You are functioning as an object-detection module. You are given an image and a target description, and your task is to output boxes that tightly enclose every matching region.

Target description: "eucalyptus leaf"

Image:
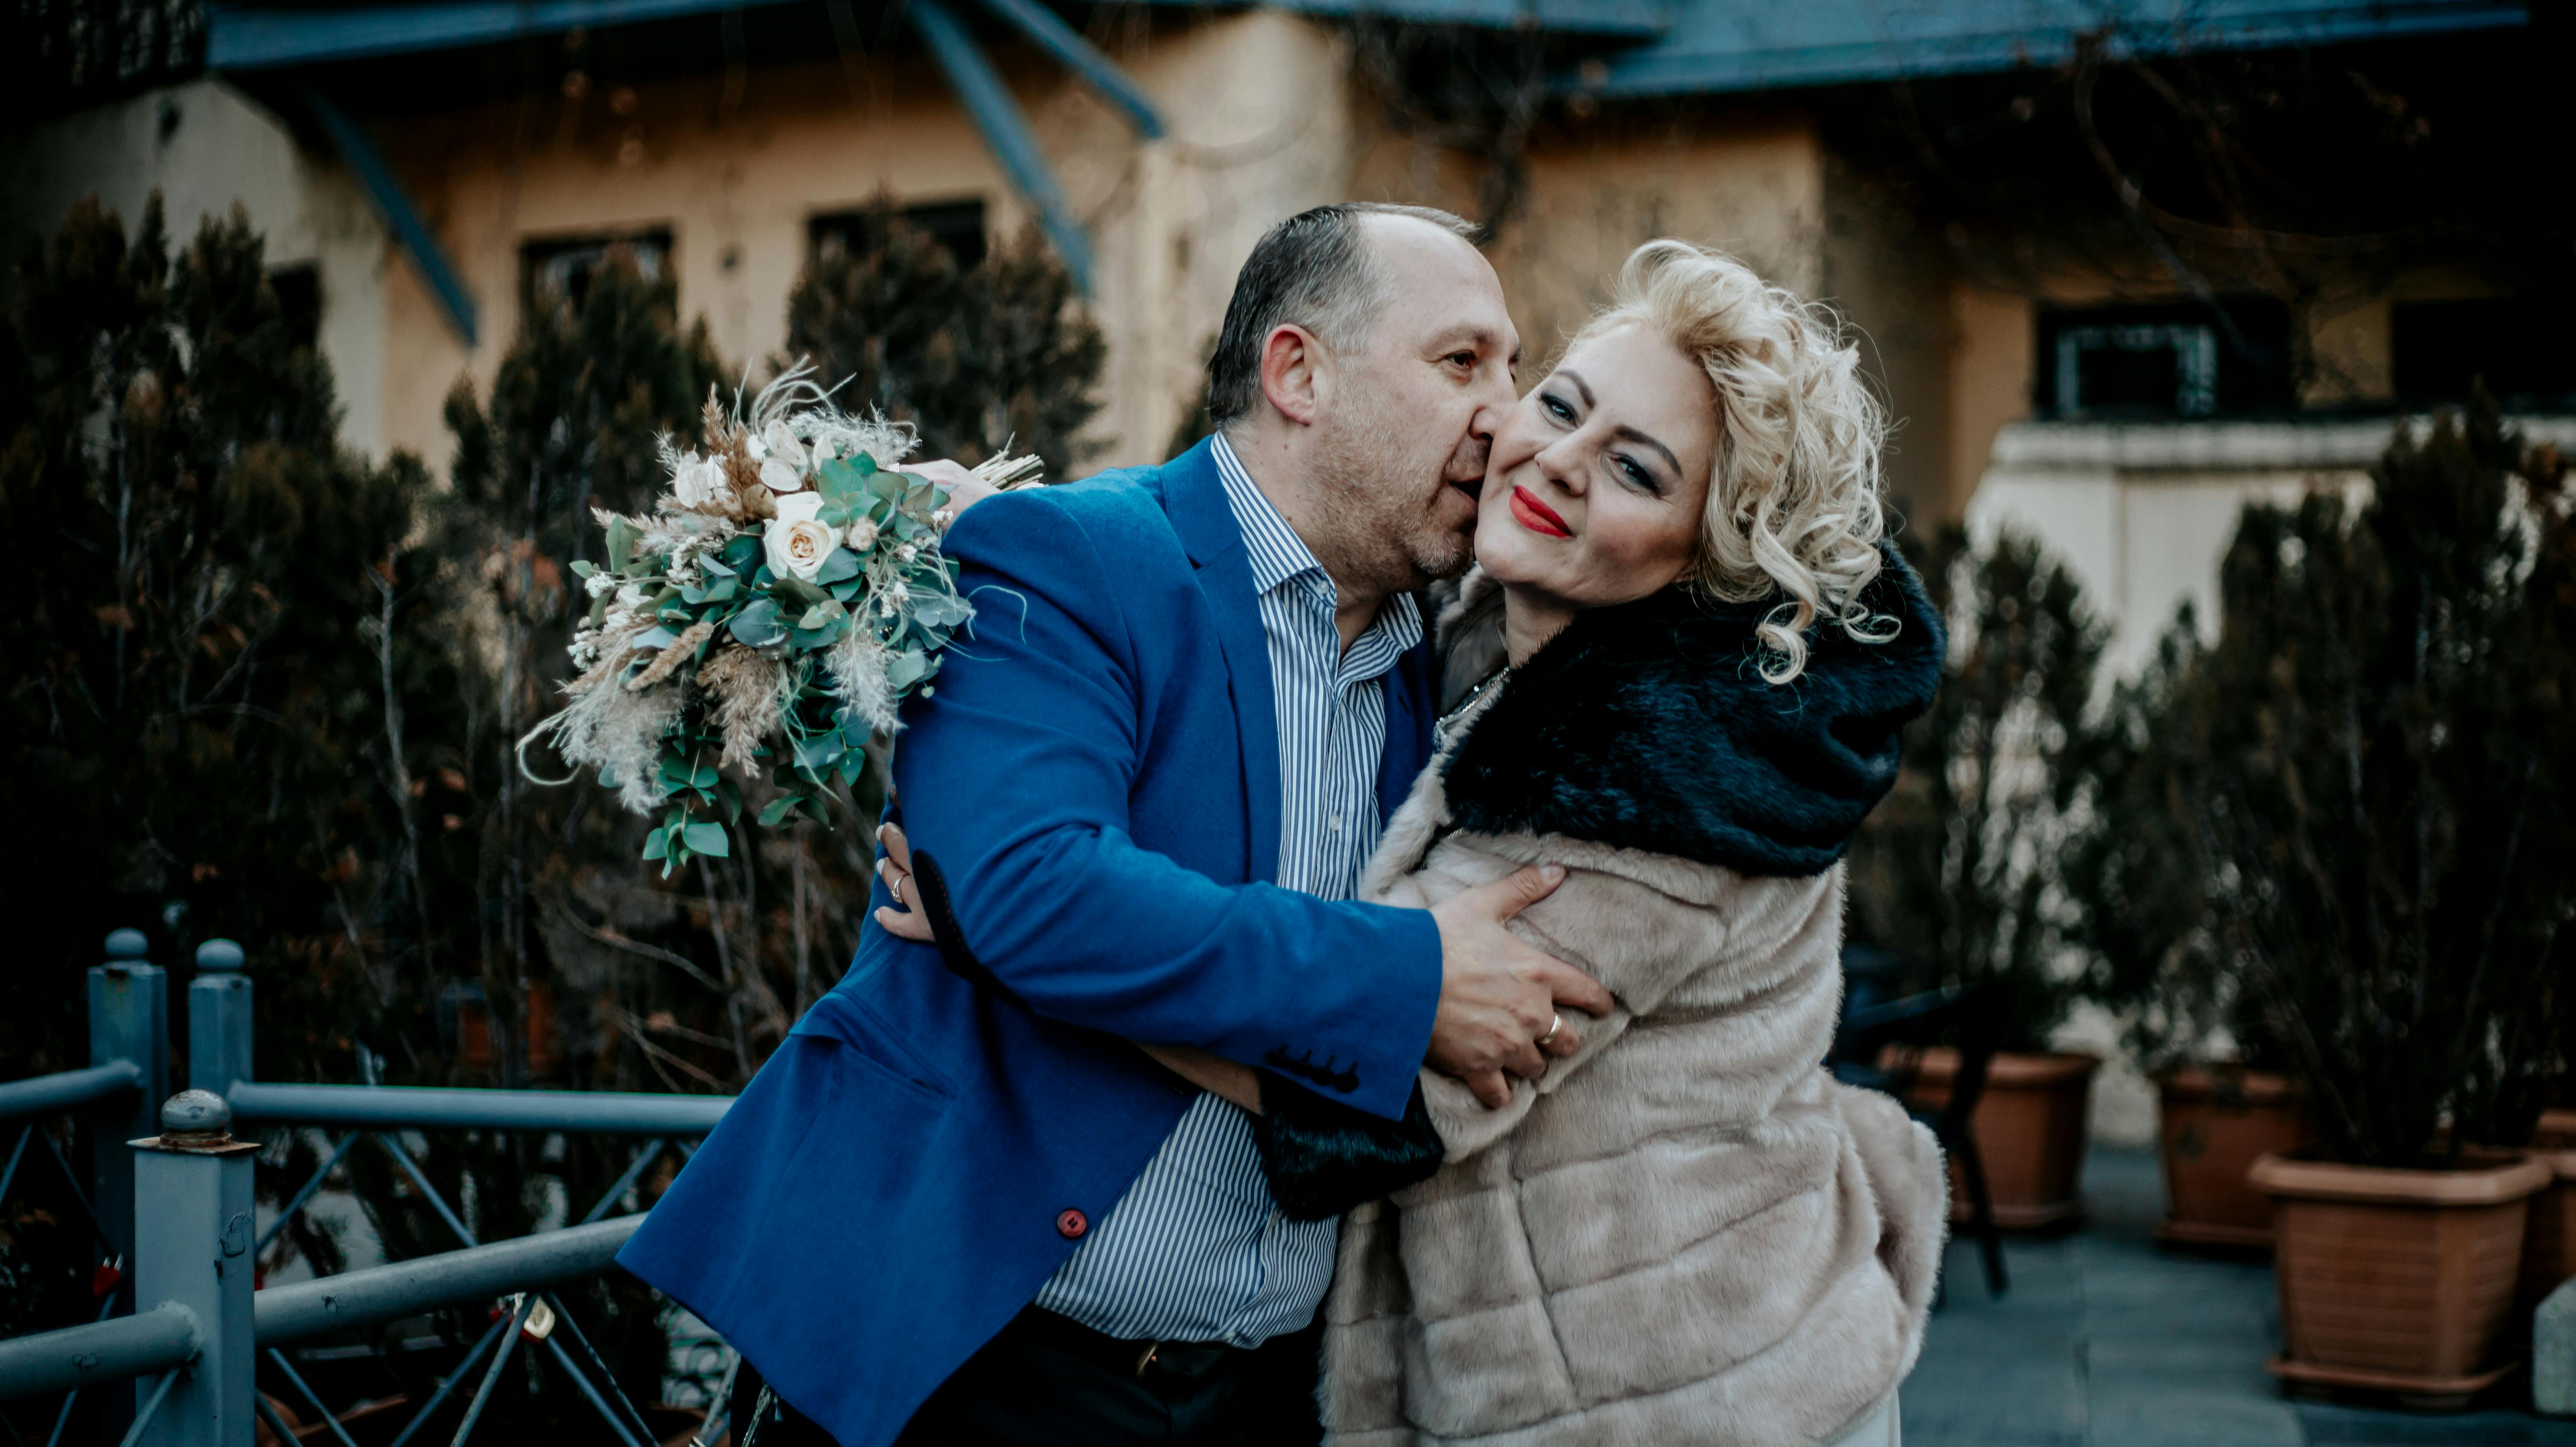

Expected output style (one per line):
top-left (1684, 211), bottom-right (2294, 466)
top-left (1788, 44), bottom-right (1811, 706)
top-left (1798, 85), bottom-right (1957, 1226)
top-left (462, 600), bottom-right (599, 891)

top-left (759, 793), bottom-right (803, 827)
top-left (681, 822), bottom-right (732, 858)
top-left (608, 516), bottom-right (637, 572)
top-left (817, 548), bottom-right (863, 584)
top-left (886, 649), bottom-right (929, 689)
top-left (729, 598), bottom-right (786, 647)
top-left (770, 574), bottom-right (829, 607)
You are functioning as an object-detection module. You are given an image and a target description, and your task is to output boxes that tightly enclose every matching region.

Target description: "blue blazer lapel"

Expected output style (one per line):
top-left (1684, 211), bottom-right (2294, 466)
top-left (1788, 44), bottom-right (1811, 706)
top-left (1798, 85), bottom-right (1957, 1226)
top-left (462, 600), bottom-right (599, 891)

top-left (1377, 635), bottom-right (1434, 826)
top-left (1160, 438), bottom-right (1283, 885)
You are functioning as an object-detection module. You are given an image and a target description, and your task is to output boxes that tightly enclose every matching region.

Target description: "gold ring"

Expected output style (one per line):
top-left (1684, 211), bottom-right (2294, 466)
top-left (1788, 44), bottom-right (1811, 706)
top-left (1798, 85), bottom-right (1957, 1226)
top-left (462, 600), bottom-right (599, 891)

top-left (1537, 1013), bottom-right (1563, 1049)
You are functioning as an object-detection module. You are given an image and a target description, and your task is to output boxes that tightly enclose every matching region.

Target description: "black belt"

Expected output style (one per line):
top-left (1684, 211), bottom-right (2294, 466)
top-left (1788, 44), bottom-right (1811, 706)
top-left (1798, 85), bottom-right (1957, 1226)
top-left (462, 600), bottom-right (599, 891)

top-left (1011, 1306), bottom-right (1250, 1384)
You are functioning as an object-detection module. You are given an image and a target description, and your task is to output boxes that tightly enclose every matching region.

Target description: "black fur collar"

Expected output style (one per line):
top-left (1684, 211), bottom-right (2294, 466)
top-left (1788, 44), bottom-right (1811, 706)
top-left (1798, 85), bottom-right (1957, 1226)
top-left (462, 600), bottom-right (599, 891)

top-left (1440, 544), bottom-right (1944, 878)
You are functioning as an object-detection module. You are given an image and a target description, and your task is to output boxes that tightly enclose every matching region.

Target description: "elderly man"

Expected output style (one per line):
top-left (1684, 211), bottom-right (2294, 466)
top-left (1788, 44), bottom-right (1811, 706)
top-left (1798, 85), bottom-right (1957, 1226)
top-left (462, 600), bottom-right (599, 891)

top-left (619, 203), bottom-right (1612, 1447)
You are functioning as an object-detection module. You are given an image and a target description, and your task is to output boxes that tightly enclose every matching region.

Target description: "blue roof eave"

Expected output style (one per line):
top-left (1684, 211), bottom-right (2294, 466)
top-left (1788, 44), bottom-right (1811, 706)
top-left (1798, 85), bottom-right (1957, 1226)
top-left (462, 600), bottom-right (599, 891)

top-left (1567, 0), bottom-right (2526, 100)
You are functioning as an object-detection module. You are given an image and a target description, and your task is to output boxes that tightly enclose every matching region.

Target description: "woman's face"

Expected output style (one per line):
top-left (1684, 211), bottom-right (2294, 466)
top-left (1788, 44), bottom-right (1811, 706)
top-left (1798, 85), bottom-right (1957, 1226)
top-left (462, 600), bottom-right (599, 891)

top-left (1474, 323), bottom-right (1717, 611)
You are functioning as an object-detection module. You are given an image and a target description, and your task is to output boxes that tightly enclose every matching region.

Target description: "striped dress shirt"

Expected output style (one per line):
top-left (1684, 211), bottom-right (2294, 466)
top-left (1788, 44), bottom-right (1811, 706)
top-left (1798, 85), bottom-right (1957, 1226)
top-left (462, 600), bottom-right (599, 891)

top-left (1028, 433), bottom-right (1426, 1346)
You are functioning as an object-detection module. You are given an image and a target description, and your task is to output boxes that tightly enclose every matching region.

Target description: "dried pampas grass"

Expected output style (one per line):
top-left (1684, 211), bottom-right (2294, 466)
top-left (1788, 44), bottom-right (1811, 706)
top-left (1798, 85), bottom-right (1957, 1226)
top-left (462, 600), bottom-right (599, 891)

top-left (698, 648), bottom-right (788, 775)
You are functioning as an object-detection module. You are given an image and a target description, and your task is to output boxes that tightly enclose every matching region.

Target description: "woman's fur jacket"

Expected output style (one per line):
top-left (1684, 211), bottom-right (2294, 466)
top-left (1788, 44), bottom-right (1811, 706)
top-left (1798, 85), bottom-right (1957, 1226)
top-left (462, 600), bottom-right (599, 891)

top-left (1320, 554), bottom-right (1951, 1447)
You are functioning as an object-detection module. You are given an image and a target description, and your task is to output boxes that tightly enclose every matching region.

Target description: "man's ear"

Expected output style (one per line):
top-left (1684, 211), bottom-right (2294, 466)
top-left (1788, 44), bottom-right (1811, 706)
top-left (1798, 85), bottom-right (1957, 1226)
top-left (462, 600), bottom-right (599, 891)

top-left (1257, 323), bottom-right (1330, 428)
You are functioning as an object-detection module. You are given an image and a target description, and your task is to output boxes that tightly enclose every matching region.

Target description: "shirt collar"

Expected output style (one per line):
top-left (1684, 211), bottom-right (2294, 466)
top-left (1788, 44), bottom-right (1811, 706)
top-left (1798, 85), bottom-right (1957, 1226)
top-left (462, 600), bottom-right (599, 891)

top-left (1209, 434), bottom-right (1425, 660)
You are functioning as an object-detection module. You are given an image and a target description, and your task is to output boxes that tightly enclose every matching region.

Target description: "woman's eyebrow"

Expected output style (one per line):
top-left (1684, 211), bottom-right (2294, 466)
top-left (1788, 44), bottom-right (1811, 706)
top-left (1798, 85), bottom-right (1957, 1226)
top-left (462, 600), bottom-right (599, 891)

top-left (1612, 424), bottom-right (1683, 480)
top-left (1557, 368), bottom-right (1597, 409)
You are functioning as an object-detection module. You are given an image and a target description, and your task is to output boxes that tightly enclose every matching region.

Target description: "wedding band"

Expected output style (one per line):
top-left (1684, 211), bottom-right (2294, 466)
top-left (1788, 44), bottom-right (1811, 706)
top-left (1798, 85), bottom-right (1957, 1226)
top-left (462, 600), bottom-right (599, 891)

top-left (1537, 1013), bottom-right (1563, 1049)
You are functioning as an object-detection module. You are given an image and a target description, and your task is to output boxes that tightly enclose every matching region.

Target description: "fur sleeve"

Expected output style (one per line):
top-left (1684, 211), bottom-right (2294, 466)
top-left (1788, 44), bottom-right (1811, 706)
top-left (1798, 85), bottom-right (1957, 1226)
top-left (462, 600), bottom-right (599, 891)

top-left (1390, 824), bottom-right (1844, 1162)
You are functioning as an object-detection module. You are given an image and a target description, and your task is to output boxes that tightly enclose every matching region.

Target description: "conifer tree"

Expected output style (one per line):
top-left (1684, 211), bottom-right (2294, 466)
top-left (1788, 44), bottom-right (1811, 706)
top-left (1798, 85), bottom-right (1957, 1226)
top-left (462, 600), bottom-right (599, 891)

top-left (784, 198), bottom-right (1107, 473)
top-left (1844, 528), bottom-right (2106, 1051)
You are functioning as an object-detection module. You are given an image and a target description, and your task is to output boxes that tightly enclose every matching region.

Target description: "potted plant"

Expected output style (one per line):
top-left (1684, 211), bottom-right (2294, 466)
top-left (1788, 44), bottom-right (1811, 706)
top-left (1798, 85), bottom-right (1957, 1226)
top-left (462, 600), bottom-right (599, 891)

top-left (2155, 397), bottom-right (2576, 1402)
top-left (1847, 528), bottom-right (2106, 1229)
top-left (2072, 624), bottom-right (2314, 1249)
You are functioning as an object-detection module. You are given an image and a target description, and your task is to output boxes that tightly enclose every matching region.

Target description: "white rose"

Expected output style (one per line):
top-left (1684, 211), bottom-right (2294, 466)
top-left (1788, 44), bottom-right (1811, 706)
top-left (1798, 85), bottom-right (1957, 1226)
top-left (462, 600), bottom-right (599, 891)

top-left (763, 491), bottom-right (839, 582)
top-left (844, 517), bottom-right (878, 553)
top-left (759, 457), bottom-right (805, 495)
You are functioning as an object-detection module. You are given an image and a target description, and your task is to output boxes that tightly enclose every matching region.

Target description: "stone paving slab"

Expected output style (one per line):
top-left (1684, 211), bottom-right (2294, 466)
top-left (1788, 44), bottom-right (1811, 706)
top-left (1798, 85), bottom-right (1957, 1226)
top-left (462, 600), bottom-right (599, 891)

top-left (1900, 1147), bottom-right (2576, 1447)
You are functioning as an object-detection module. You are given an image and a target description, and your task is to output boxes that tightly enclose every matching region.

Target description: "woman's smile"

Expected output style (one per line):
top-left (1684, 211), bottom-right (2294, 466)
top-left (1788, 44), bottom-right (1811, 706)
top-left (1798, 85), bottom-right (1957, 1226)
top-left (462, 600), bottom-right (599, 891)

top-left (1508, 485), bottom-right (1572, 538)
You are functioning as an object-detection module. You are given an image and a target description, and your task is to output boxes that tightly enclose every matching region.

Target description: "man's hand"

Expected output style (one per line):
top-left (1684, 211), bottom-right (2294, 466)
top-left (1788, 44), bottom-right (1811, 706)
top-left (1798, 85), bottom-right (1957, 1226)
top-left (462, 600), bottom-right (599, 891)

top-left (1426, 865), bottom-right (1615, 1108)
top-left (905, 459), bottom-right (1003, 516)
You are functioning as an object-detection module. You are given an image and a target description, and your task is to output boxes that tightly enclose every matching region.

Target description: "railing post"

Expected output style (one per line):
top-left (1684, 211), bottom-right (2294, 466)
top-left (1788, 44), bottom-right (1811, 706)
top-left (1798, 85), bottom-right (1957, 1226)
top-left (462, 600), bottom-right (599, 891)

top-left (89, 929), bottom-right (168, 1287)
top-left (134, 1092), bottom-right (256, 1447)
top-left (185, 942), bottom-right (252, 1097)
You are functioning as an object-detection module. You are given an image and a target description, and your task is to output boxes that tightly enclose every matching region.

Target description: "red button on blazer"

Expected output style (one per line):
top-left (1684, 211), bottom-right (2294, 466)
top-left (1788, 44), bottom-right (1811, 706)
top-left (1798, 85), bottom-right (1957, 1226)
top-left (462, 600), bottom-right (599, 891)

top-left (1056, 1208), bottom-right (1088, 1240)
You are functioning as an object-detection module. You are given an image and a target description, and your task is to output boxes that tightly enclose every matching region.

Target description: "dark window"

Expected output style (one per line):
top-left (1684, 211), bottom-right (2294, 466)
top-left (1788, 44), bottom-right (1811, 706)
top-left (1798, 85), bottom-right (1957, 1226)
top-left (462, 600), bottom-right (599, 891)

top-left (810, 199), bottom-right (988, 270)
top-left (268, 263), bottom-right (321, 351)
top-left (2393, 298), bottom-right (2576, 408)
top-left (520, 230), bottom-right (673, 320)
top-left (2036, 300), bottom-right (2296, 420)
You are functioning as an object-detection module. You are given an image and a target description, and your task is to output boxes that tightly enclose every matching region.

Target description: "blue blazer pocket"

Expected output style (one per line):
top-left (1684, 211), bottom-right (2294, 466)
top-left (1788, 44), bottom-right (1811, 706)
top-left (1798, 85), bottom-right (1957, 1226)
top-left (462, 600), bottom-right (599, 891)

top-left (791, 991), bottom-right (958, 1102)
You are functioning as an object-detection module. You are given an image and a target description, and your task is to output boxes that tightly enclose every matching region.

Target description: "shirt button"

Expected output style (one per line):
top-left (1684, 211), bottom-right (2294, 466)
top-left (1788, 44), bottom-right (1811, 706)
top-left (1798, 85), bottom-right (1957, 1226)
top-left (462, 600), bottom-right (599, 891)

top-left (1057, 1208), bottom-right (1089, 1240)
top-left (1328, 813), bottom-right (1342, 833)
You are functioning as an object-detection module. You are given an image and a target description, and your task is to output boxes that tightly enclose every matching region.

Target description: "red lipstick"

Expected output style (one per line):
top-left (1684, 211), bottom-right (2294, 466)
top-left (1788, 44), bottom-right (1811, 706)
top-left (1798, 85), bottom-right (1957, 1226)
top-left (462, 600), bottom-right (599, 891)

top-left (1509, 486), bottom-right (1572, 538)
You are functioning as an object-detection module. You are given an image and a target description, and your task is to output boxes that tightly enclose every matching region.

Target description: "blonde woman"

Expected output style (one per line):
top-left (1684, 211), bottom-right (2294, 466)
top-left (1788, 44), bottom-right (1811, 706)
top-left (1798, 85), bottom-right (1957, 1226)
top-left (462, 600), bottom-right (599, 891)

top-left (885, 239), bottom-right (1947, 1445)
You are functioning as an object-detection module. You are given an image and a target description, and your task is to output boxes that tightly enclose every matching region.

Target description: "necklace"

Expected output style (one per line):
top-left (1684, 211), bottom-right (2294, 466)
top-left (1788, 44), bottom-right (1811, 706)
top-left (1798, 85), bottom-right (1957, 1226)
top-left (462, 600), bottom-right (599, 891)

top-left (1435, 666), bottom-right (1510, 748)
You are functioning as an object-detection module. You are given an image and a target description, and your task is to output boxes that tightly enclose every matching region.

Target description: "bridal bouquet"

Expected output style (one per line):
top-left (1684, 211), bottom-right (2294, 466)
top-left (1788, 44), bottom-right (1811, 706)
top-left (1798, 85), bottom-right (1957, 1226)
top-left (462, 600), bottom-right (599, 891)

top-left (524, 365), bottom-right (1037, 873)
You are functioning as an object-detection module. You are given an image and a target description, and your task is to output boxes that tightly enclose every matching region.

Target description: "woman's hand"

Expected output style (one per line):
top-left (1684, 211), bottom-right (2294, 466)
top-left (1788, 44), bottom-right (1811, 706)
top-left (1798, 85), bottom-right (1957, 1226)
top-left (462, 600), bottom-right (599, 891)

top-left (874, 823), bottom-right (1264, 1114)
top-left (872, 822), bottom-right (938, 942)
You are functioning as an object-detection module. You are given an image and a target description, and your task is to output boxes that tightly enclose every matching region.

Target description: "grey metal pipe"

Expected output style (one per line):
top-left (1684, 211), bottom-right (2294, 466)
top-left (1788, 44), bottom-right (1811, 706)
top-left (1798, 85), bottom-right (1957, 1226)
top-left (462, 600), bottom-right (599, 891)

top-left (254, 1216), bottom-right (646, 1345)
top-left (224, 1082), bottom-right (728, 1136)
top-left (0, 1302), bottom-right (198, 1401)
top-left (0, 1061), bottom-right (145, 1122)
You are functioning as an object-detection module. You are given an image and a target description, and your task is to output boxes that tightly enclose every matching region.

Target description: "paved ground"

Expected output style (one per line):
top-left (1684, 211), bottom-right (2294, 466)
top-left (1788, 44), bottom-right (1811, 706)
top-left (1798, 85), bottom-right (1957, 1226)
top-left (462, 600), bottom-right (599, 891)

top-left (1901, 1147), bottom-right (2576, 1447)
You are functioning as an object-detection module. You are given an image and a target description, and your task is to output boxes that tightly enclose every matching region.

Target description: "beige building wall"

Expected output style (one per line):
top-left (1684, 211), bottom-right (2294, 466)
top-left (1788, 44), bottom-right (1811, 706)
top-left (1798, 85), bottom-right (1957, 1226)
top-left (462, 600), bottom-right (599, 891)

top-left (0, 77), bottom-right (397, 455)
top-left (365, 9), bottom-right (1364, 477)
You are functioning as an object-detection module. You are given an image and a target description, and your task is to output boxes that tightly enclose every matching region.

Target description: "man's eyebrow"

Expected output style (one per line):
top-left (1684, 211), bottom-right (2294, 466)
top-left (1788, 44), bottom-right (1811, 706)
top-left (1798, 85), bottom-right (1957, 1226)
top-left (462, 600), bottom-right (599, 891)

top-left (1613, 424), bottom-right (1683, 480)
top-left (1559, 368), bottom-right (1596, 409)
top-left (1427, 324), bottom-right (1507, 355)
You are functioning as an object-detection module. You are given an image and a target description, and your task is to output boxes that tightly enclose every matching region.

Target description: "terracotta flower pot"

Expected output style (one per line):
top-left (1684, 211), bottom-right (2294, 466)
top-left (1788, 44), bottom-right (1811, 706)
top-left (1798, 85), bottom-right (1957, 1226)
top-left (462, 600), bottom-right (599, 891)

top-left (2154, 1067), bottom-right (2312, 1250)
top-left (1909, 1049), bottom-right (2100, 1229)
top-left (2250, 1150), bottom-right (2550, 1402)
top-left (2532, 1108), bottom-right (2576, 1150)
top-left (2519, 1148), bottom-right (2576, 1320)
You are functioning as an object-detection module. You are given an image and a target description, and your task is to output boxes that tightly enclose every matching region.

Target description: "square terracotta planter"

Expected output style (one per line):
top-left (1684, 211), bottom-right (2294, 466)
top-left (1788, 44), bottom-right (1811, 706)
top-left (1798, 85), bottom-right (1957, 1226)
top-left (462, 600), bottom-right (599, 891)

top-left (2250, 1150), bottom-right (2550, 1403)
top-left (2154, 1067), bottom-right (2312, 1250)
top-left (1908, 1049), bottom-right (2100, 1229)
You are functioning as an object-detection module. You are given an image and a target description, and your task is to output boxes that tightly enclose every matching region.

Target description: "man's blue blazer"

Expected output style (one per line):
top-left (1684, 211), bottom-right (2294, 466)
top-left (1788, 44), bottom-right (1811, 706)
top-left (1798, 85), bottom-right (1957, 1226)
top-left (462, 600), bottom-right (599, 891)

top-left (616, 437), bottom-right (1446, 1447)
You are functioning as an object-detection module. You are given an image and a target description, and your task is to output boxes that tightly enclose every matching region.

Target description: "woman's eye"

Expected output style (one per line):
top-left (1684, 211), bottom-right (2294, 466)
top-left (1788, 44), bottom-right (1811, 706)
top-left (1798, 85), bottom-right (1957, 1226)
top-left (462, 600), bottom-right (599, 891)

top-left (1541, 393), bottom-right (1575, 422)
top-left (1616, 456), bottom-right (1661, 493)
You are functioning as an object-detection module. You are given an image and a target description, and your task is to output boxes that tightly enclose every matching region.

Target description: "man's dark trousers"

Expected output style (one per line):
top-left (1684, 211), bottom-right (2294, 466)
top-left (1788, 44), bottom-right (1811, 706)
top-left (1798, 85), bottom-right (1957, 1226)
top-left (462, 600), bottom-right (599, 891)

top-left (737, 1307), bottom-right (1324, 1446)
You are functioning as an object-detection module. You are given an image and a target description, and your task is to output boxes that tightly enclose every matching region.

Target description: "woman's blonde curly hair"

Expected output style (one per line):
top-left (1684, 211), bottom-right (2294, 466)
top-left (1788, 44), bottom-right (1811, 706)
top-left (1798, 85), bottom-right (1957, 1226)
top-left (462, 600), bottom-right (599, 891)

top-left (1570, 240), bottom-right (1895, 683)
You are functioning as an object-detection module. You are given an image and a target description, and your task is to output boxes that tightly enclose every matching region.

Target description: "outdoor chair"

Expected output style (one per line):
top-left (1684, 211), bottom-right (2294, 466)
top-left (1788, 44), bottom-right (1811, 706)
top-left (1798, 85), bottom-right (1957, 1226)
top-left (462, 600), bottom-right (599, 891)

top-left (1827, 961), bottom-right (2010, 1302)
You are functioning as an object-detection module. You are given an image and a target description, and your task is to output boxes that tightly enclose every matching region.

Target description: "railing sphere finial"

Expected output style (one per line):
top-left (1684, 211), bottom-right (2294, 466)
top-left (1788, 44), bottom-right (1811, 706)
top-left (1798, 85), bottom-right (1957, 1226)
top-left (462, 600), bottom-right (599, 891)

top-left (195, 939), bottom-right (246, 973)
top-left (104, 928), bottom-right (149, 961)
top-left (161, 1088), bottom-right (234, 1138)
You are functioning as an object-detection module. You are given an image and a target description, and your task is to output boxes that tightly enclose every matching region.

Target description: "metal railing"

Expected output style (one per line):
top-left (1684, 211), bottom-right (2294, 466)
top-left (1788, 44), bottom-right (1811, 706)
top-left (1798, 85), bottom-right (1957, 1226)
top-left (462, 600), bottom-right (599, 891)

top-left (0, 931), bottom-right (169, 1447)
top-left (0, 935), bottom-right (744, 1447)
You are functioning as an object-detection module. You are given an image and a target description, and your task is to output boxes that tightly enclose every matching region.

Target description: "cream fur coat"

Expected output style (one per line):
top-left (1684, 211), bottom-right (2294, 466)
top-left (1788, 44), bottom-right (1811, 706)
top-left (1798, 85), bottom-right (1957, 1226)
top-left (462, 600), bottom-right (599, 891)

top-left (1317, 568), bottom-right (1949, 1447)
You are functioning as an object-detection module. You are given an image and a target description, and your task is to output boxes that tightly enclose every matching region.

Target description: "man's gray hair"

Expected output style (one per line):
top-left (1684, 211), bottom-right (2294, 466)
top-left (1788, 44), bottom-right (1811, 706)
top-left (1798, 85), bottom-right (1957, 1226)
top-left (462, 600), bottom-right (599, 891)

top-left (1204, 203), bottom-right (1479, 430)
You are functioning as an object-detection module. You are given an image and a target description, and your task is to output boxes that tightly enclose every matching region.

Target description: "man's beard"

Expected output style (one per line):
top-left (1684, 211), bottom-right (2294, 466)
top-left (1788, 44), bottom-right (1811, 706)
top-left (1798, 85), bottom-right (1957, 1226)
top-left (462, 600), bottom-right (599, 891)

top-left (1309, 399), bottom-right (1479, 593)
